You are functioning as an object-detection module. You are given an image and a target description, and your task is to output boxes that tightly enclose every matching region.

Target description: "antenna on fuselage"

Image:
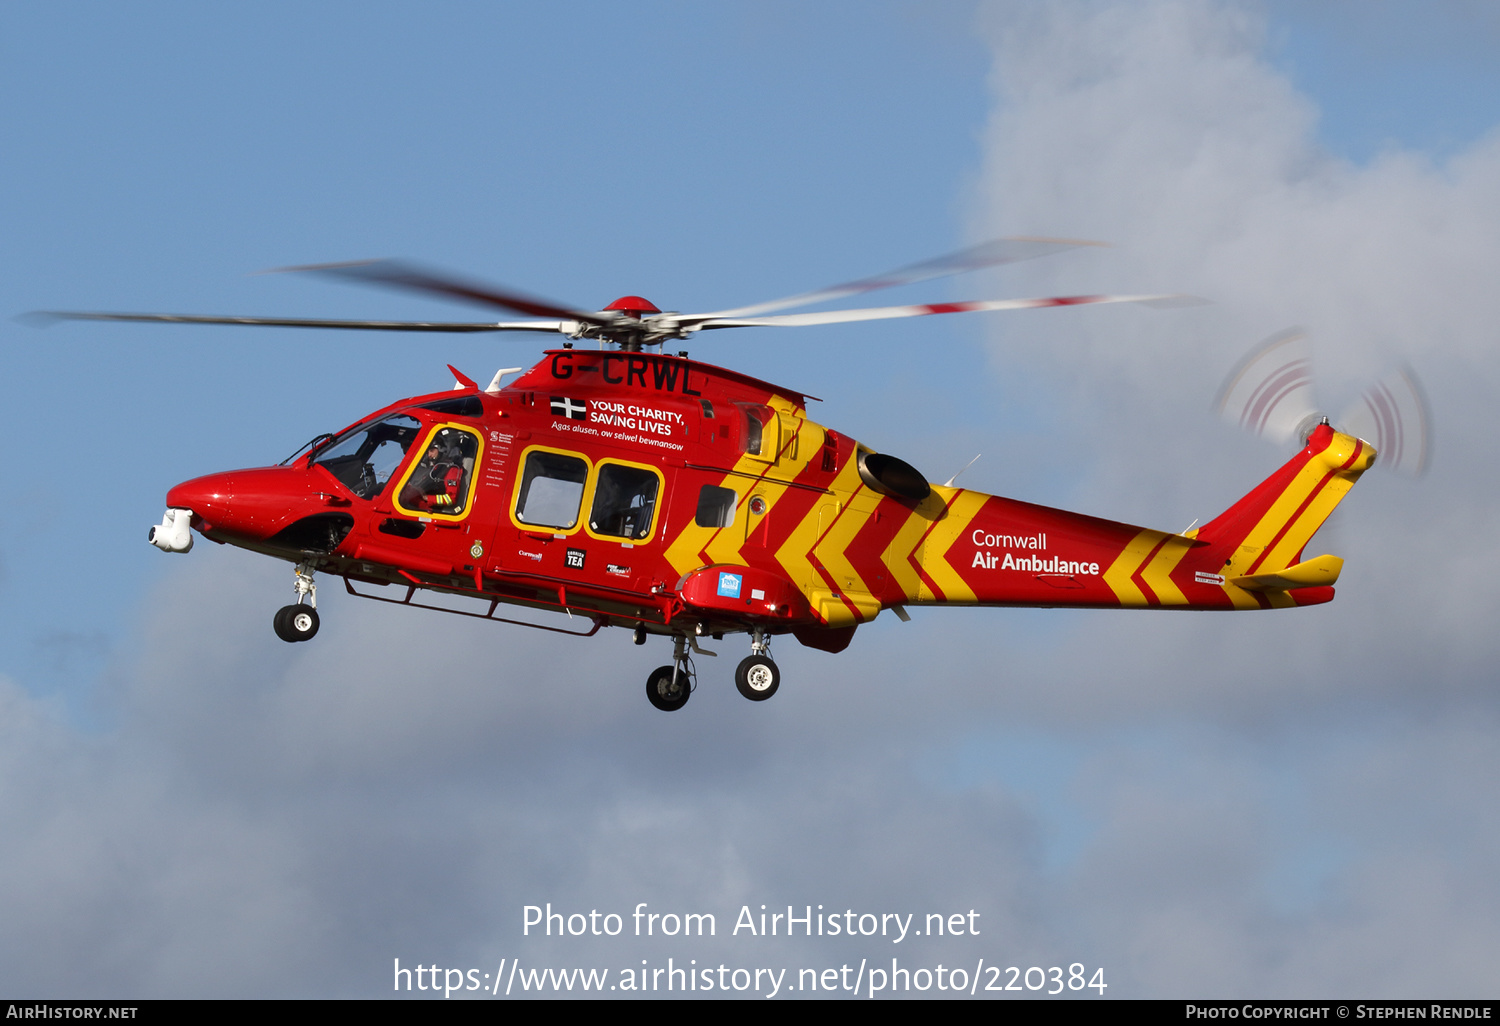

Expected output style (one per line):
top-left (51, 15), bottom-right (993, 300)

top-left (486, 367), bottom-right (524, 393)
top-left (943, 454), bottom-right (982, 488)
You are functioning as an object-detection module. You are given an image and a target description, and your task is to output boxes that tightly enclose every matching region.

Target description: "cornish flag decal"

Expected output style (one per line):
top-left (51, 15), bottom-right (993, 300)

top-left (550, 396), bottom-right (587, 420)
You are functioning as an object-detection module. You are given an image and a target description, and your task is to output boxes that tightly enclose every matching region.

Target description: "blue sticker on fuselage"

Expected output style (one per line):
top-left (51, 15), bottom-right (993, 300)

top-left (717, 572), bottom-right (743, 598)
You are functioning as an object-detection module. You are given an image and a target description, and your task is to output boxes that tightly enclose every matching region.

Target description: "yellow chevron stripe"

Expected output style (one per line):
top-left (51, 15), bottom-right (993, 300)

top-left (881, 493), bottom-right (948, 603)
top-left (771, 428), bottom-right (860, 595)
top-left (1262, 436), bottom-right (1371, 570)
top-left (1264, 474), bottom-right (1355, 570)
top-left (771, 497), bottom-right (829, 593)
top-left (910, 485), bottom-right (985, 604)
top-left (663, 457), bottom-right (758, 576)
top-left (1102, 529), bottom-right (1160, 607)
top-left (1230, 465), bottom-right (1327, 573)
top-left (809, 487), bottom-right (884, 621)
top-left (1139, 534), bottom-right (1195, 606)
top-left (1230, 432), bottom-right (1368, 578)
top-left (664, 394), bottom-right (815, 578)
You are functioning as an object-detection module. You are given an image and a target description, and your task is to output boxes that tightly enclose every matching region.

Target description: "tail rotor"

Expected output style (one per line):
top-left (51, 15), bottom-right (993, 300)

top-left (1214, 329), bottom-right (1430, 476)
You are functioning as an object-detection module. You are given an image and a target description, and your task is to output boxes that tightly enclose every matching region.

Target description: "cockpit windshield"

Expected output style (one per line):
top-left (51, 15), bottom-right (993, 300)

top-left (313, 414), bottom-right (422, 499)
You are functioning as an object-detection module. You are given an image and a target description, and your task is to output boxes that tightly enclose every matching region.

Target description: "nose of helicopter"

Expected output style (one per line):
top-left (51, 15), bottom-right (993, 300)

top-left (165, 465), bottom-right (339, 541)
top-left (166, 471), bottom-right (236, 524)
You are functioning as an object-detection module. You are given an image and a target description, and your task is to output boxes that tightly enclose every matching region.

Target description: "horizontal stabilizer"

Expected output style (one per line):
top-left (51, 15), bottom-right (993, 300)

top-left (1230, 553), bottom-right (1343, 592)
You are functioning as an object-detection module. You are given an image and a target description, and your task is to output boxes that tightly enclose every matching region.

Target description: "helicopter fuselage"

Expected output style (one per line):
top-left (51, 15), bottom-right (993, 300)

top-left (158, 347), bottom-right (1374, 706)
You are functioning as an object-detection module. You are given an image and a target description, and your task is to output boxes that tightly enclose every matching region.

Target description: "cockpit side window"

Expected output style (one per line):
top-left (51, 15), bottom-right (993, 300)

top-left (314, 414), bottom-right (423, 500)
top-left (395, 425), bottom-right (482, 517)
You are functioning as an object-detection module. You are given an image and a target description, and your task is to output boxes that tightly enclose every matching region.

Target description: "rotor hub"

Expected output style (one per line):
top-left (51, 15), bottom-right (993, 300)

top-left (603, 296), bottom-right (660, 319)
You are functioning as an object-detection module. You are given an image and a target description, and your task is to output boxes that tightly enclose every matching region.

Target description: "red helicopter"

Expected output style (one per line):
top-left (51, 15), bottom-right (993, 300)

top-left (46, 240), bottom-right (1377, 710)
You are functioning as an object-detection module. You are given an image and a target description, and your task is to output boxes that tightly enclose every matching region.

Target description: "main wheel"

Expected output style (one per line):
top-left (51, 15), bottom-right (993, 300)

top-left (735, 655), bottom-right (780, 701)
top-left (273, 604), bottom-right (320, 643)
top-left (645, 665), bottom-right (690, 712)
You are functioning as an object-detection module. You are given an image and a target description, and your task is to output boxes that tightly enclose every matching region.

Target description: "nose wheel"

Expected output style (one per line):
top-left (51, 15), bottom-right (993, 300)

top-left (273, 563), bottom-right (320, 643)
top-left (646, 635), bottom-right (694, 711)
top-left (645, 664), bottom-right (691, 711)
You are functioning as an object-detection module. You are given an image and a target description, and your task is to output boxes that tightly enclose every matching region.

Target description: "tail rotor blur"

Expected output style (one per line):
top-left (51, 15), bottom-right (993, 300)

top-left (1215, 329), bottom-right (1430, 476)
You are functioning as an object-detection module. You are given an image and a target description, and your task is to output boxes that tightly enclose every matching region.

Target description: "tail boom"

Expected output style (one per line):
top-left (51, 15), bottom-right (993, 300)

top-left (894, 423), bottom-right (1373, 613)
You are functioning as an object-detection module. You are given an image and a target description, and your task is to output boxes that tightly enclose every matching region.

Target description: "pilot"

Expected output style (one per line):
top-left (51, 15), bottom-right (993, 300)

top-left (400, 431), bottom-right (466, 512)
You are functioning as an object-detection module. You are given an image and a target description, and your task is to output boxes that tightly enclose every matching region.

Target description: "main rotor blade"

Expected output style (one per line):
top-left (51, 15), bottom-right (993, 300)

top-left (688, 237), bottom-right (1104, 321)
top-left (270, 259), bottom-right (608, 324)
top-left (692, 293), bottom-right (1193, 330)
top-left (33, 311), bottom-right (566, 333)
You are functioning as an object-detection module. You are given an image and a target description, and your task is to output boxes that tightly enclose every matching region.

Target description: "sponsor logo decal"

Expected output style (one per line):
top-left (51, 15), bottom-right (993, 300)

top-left (565, 547), bottom-right (586, 569)
top-left (607, 563), bottom-right (631, 577)
top-left (717, 571), bottom-right (743, 598)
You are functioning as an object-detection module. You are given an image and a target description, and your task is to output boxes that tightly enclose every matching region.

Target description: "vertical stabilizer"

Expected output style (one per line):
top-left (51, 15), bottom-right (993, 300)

top-left (1198, 423), bottom-right (1375, 582)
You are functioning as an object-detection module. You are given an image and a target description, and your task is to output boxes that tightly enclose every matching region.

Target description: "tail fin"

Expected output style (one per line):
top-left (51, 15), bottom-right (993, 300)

top-left (1197, 423), bottom-right (1375, 591)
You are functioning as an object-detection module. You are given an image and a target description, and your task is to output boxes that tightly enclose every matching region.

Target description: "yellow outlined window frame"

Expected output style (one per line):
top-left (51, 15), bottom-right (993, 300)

top-left (581, 457), bottom-right (667, 545)
top-left (390, 422), bottom-right (485, 524)
top-left (509, 443), bottom-right (593, 536)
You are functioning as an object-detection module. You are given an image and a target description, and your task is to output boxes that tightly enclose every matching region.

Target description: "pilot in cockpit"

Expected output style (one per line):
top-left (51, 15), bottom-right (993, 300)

top-left (399, 429), bottom-right (469, 513)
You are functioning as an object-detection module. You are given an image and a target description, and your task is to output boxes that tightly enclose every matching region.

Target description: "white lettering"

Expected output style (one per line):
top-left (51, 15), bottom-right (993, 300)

top-left (977, 543), bottom-right (1099, 576)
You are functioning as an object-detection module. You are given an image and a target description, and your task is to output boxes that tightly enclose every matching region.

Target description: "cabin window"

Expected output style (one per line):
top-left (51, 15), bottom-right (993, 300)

top-left (314, 414), bottom-right (422, 500)
top-left (695, 485), bottom-right (737, 528)
top-left (589, 463), bottom-right (661, 540)
top-left (515, 451), bottom-right (588, 529)
top-left (395, 425), bottom-right (481, 517)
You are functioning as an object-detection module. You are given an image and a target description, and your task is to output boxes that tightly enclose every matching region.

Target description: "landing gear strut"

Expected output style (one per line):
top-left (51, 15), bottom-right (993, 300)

top-left (645, 635), bottom-right (693, 712)
top-left (273, 563), bottom-right (320, 643)
top-left (734, 627), bottom-right (779, 701)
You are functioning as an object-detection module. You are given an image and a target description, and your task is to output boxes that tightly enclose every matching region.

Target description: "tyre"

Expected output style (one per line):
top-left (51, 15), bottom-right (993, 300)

top-left (274, 604), bottom-right (319, 642)
top-left (645, 665), bottom-right (690, 711)
top-left (734, 655), bottom-right (779, 701)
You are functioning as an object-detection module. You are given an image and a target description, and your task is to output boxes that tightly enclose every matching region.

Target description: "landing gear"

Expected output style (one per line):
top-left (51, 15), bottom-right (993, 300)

top-left (640, 627), bottom-right (781, 708)
top-left (645, 635), bottom-right (694, 711)
top-left (735, 627), bottom-right (779, 701)
top-left (274, 604), bottom-right (320, 642)
top-left (646, 665), bottom-right (690, 711)
top-left (273, 563), bottom-right (320, 643)
top-left (735, 655), bottom-right (779, 700)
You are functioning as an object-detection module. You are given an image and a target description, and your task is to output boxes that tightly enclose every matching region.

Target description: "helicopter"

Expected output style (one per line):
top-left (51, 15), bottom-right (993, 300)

top-left (43, 239), bottom-right (1378, 711)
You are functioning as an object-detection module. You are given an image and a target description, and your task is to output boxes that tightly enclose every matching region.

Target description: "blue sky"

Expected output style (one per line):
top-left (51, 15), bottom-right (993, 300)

top-left (2, 0), bottom-right (1499, 999)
